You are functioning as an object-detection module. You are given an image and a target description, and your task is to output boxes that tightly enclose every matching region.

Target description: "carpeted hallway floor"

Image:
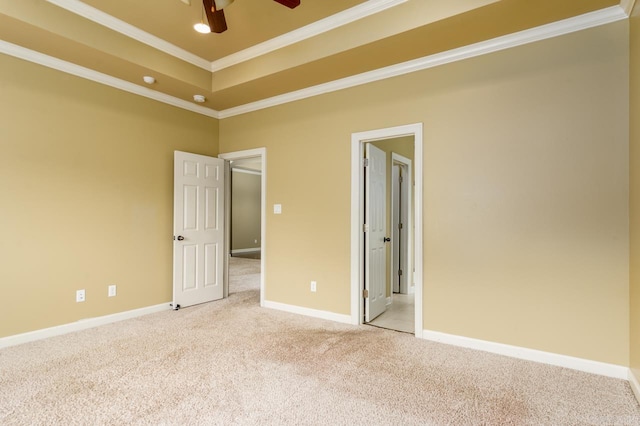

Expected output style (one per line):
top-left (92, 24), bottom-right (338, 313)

top-left (1, 257), bottom-right (639, 425)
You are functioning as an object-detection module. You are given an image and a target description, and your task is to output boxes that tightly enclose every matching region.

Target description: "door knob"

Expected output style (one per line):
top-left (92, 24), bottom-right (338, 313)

top-left (176, 236), bottom-right (185, 241)
top-left (383, 237), bottom-right (391, 242)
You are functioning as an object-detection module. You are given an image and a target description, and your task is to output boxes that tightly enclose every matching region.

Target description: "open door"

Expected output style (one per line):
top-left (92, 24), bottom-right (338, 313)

top-left (364, 144), bottom-right (387, 322)
top-left (391, 154), bottom-right (412, 295)
top-left (173, 151), bottom-right (226, 309)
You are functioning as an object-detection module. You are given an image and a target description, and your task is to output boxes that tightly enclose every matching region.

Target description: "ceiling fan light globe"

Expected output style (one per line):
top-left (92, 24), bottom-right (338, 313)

top-left (214, 0), bottom-right (234, 10)
top-left (194, 22), bottom-right (211, 33)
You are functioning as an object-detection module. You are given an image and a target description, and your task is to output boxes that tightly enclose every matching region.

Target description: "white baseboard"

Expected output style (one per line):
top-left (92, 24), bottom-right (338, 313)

top-left (629, 370), bottom-right (640, 403)
top-left (263, 300), bottom-right (352, 324)
top-left (231, 248), bottom-right (261, 254)
top-left (386, 297), bottom-right (392, 306)
top-left (421, 329), bottom-right (628, 380)
top-left (0, 303), bottom-right (171, 349)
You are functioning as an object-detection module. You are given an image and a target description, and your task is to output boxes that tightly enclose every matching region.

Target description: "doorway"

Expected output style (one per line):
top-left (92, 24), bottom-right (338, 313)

top-left (368, 147), bottom-right (414, 333)
top-left (219, 148), bottom-right (266, 306)
top-left (350, 124), bottom-right (423, 338)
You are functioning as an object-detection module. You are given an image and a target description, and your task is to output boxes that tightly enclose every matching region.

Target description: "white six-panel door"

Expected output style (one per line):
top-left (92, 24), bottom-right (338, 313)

top-left (173, 151), bottom-right (225, 309)
top-left (365, 144), bottom-right (387, 322)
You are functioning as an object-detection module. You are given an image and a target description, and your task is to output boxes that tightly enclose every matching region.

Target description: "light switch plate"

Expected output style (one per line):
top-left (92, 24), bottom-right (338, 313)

top-left (274, 204), bottom-right (282, 214)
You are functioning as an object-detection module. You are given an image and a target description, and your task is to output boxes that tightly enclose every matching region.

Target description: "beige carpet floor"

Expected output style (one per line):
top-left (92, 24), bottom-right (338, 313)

top-left (1, 258), bottom-right (639, 425)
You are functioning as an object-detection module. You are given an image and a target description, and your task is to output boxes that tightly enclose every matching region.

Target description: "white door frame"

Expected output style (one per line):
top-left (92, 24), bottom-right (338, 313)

top-left (219, 148), bottom-right (266, 307)
top-left (391, 153), bottom-right (413, 295)
top-left (351, 123), bottom-right (423, 338)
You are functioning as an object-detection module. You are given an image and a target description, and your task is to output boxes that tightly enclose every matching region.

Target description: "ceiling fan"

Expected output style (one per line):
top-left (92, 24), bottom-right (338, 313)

top-left (202, 0), bottom-right (301, 34)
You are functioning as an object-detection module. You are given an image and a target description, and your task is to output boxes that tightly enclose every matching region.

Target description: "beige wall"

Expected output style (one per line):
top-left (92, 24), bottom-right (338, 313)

top-left (0, 13), bottom-right (632, 370)
top-left (0, 53), bottom-right (219, 338)
top-left (629, 2), bottom-right (640, 381)
top-left (220, 22), bottom-right (630, 365)
top-left (231, 170), bottom-right (261, 251)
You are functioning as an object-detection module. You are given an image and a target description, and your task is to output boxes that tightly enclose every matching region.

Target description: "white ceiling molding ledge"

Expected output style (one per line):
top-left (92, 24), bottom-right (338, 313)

top-left (45, 0), bottom-right (211, 70)
top-left (44, 0), bottom-right (407, 73)
top-left (209, 0), bottom-right (408, 72)
top-left (218, 5), bottom-right (627, 119)
top-left (0, 40), bottom-right (220, 119)
top-left (0, 5), bottom-right (626, 121)
top-left (620, 0), bottom-right (637, 15)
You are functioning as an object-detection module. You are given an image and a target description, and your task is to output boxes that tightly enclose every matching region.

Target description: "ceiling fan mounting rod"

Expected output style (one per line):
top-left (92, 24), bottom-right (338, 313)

top-left (274, 0), bottom-right (300, 8)
top-left (202, 0), bottom-right (300, 34)
top-left (203, 0), bottom-right (227, 33)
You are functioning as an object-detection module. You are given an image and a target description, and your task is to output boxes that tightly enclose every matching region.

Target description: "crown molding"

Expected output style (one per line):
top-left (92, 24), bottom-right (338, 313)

top-left (209, 0), bottom-right (408, 72)
top-left (620, 0), bottom-right (636, 16)
top-left (45, 0), bottom-right (212, 70)
top-left (218, 5), bottom-right (627, 118)
top-left (0, 5), bottom-right (627, 121)
top-left (0, 40), bottom-right (220, 118)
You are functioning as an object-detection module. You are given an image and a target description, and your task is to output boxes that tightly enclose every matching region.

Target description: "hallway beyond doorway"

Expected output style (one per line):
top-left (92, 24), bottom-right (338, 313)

top-left (368, 293), bottom-right (414, 334)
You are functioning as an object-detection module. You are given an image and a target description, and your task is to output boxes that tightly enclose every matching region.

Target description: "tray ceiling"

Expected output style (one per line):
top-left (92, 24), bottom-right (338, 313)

top-left (0, 0), bottom-right (626, 115)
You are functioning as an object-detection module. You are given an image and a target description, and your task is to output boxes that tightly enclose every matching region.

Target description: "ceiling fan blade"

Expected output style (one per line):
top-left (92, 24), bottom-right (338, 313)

top-left (273, 0), bottom-right (300, 8)
top-left (203, 0), bottom-right (227, 33)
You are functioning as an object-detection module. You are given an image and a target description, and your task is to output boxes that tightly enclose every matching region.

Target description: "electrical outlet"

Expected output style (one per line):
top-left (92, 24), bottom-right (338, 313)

top-left (76, 289), bottom-right (85, 303)
top-left (311, 281), bottom-right (317, 292)
top-left (108, 285), bottom-right (117, 297)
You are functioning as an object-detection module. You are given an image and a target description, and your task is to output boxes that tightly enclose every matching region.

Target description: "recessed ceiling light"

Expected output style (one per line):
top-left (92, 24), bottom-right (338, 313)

top-left (193, 95), bottom-right (206, 103)
top-left (194, 23), bottom-right (211, 34)
top-left (143, 76), bottom-right (155, 84)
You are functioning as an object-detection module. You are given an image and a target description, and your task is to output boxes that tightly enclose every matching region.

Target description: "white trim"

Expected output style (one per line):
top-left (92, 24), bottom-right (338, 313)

top-left (0, 303), bottom-right (171, 349)
top-left (0, 40), bottom-right (219, 119)
top-left (218, 5), bottom-right (627, 118)
top-left (390, 152), bottom-right (412, 296)
top-left (620, 0), bottom-right (636, 16)
top-left (421, 329), bottom-right (628, 380)
top-left (350, 123), bottom-right (423, 340)
top-left (629, 370), bottom-right (640, 404)
top-left (263, 300), bottom-right (352, 324)
top-left (412, 127), bottom-right (423, 339)
top-left (45, 0), bottom-right (406, 73)
top-left (45, 0), bottom-right (211, 70)
top-left (210, 0), bottom-right (407, 72)
top-left (219, 148), bottom-right (267, 307)
top-left (2, 5), bottom-right (625, 120)
top-left (386, 296), bottom-right (392, 306)
top-left (231, 248), bottom-right (261, 254)
top-left (231, 167), bottom-right (262, 176)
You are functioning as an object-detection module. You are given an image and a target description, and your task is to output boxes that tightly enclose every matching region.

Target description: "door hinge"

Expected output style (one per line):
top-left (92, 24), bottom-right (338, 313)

top-left (363, 289), bottom-right (369, 298)
top-left (398, 269), bottom-right (403, 276)
top-left (399, 175), bottom-right (404, 183)
top-left (363, 158), bottom-right (369, 167)
top-left (363, 223), bottom-right (369, 233)
top-left (398, 223), bottom-right (403, 230)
